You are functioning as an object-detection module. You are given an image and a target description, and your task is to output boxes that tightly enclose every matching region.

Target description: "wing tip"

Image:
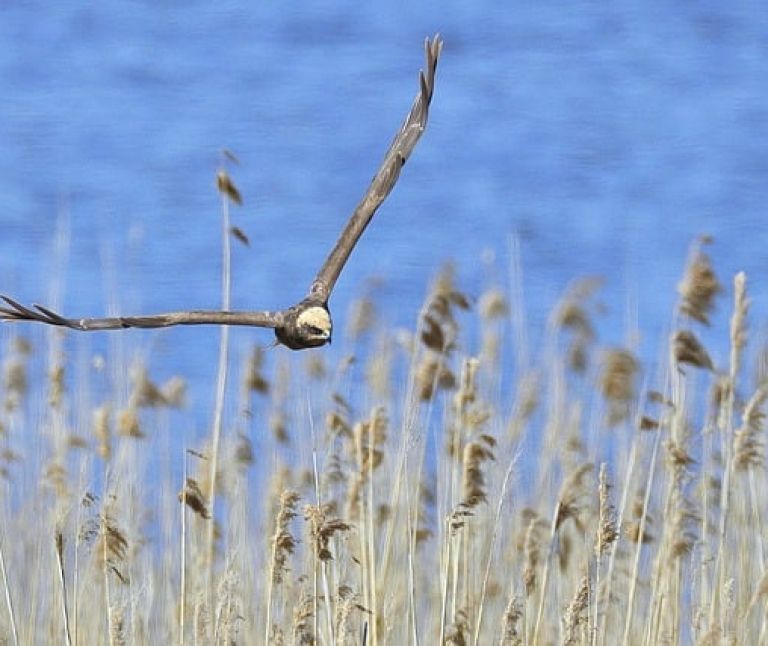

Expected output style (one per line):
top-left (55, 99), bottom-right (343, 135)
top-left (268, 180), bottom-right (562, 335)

top-left (420, 34), bottom-right (443, 102)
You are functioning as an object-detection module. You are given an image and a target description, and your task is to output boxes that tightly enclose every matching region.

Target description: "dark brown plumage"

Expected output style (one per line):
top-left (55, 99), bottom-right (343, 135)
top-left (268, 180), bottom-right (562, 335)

top-left (0, 36), bottom-right (443, 350)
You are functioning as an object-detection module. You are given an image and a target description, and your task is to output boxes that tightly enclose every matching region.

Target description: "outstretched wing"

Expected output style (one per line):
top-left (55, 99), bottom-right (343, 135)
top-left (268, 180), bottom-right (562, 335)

top-left (309, 35), bottom-right (443, 303)
top-left (0, 296), bottom-right (283, 331)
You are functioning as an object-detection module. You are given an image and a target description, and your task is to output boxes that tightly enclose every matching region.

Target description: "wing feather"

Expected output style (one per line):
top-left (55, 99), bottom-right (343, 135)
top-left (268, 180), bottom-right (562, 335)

top-left (309, 35), bottom-right (443, 302)
top-left (0, 296), bottom-right (283, 331)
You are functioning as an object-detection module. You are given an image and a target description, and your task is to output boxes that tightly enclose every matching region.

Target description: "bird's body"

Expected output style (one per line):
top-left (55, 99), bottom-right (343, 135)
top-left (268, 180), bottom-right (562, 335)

top-left (274, 300), bottom-right (332, 349)
top-left (0, 36), bottom-right (443, 350)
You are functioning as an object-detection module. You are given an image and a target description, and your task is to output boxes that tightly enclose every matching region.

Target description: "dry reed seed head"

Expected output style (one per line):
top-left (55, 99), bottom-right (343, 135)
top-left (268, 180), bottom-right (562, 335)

top-left (418, 269), bottom-right (467, 353)
top-left (415, 354), bottom-right (457, 401)
top-left (216, 568), bottom-right (245, 643)
top-left (376, 503), bottom-right (392, 523)
top-left (270, 411), bottom-right (289, 444)
top-left (11, 336), bottom-right (32, 355)
top-left (562, 576), bottom-right (590, 646)
top-left (3, 357), bottom-right (27, 411)
top-left (291, 595), bottom-right (315, 645)
top-left (501, 595), bottom-right (523, 646)
top-left (566, 433), bottom-right (584, 454)
top-left (271, 489), bottom-right (300, 585)
top-left (230, 225), bottom-right (250, 246)
top-left (193, 594), bottom-right (211, 644)
top-left (303, 503), bottom-right (351, 561)
top-left (334, 593), bottom-right (353, 645)
top-left (600, 348), bottom-right (639, 402)
top-left (99, 515), bottom-right (130, 584)
top-left (323, 453), bottom-right (345, 486)
top-left (677, 246), bottom-right (722, 325)
top-left (460, 439), bottom-right (495, 508)
top-left (556, 463), bottom-right (594, 531)
top-left (730, 271), bottom-right (749, 357)
top-left (647, 390), bottom-right (673, 406)
top-left (444, 608), bottom-right (470, 645)
top-left (432, 262), bottom-right (458, 294)
top-left (420, 313), bottom-right (446, 352)
top-left (600, 348), bottom-right (639, 426)
top-left (160, 376), bottom-right (186, 407)
top-left (630, 495), bottom-right (649, 520)
top-left (0, 448), bottom-right (19, 463)
top-left (334, 587), bottom-right (371, 643)
top-left (333, 391), bottom-right (352, 412)
top-left (346, 297), bottom-right (376, 339)
top-left (244, 346), bottom-right (270, 394)
top-left (556, 301), bottom-right (594, 339)
top-left (516, 508), bottom-right (542, 547)
top-left (178, 478), bottom-right (211, 519)
top-left (479, 287), bottom-right (509, 320)
top-left (596, 463), bottom-right (618, 556)
top-left (522, 515), bottom-right (544, 595)
top-left (42, 461), bottom-right (68, 498)
top-left (480, 329), bottom-right (501, 365)
top-left (93, 404), bottom-right (112, 460)
top-left (666, 500), bottom-right (699, 560)
top-left (734, 385), bottom-right (768, 470)
top-left (554, 278), bottom-right (604, 373)
top-left (554, 277), bottom-right (602, 328)
top-left (352, 408), bottom-right (387, 472)
top-left (666, 441), bottom-right (695, 467)
top-left (638, 415), bottom-right (660, 431)
top-left (452, 365), bottom-right (494, 432)
top-left (216, 170), bottom-right (243, 205)
top-left (415, 527), bottom-right (433, 544)
top-left (79, 519), bottom-right (100, 547)
top-left (512, 373), bottom-right (540, 425)
top-left (567, 339), bottom-right (589, 373)
top-left (129, 365), bottom-right (182, 408)
top-left (365, 334), bottom-right (393, 398)
top-left (234, 432), bottom-right (254, 466)
top-left (67, 434), bottom-right (88, 449)
top-left (449, 290), bottom-right (471, 311)
top-left (304, 353), bottom-right (327, 380)
top-left (326, 409), bottom-right (352, 438)
top-left (298, 468), bottom-right (315, 491)
top-left (454, 356), bottom-right (481, 409)
top-left (623, 520), bottom-right (654, 544)
top-left (117, 407), bottom-right (143, 438)
top-left (48, 363), bottom-right (65, 408)
top-left (110, 607), bottom-right (127, 645)
top-left (672, 330), bottom-right (714, 370)
top-left (709, 374), bottom-right (732, 414)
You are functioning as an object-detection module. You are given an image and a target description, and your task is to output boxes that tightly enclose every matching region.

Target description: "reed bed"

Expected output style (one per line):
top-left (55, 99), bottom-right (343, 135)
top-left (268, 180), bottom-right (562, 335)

top-left (0, 195), bottom-right (765, 644)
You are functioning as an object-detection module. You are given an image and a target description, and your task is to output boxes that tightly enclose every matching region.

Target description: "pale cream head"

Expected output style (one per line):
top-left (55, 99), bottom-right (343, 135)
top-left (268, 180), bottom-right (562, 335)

top-left (297, 306), bottom-right (332, 340)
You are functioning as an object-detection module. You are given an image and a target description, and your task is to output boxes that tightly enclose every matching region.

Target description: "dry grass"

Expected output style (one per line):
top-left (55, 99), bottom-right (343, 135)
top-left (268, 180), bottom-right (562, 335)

top-left (0, 221), bottom-right (766, 645)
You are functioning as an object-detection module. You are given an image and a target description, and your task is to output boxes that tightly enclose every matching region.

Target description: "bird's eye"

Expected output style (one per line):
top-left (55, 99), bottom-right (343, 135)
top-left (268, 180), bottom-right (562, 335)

top-left (308, 325), bottom-right (326, 336)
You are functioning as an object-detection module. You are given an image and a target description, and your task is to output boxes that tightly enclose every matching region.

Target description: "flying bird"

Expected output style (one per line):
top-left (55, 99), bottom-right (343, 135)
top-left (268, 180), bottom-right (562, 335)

top-left (0, 36), bottom-right (443, 350)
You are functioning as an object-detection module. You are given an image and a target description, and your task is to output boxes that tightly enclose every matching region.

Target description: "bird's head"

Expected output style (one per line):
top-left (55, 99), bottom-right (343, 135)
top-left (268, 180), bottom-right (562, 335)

top-left (296, 306), bottom-right (332, 346)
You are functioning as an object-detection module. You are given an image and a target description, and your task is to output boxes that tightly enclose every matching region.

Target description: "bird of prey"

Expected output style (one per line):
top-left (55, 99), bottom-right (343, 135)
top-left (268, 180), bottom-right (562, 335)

top-left (0, 36), bottom-right (443, 350)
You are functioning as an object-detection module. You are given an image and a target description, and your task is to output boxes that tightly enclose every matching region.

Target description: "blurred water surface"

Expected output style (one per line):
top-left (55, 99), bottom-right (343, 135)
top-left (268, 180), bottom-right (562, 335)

top-left (1, 2), bottom-right (768, 413)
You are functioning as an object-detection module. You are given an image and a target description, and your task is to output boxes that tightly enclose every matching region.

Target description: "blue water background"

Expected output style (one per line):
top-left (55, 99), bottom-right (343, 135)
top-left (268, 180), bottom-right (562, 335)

top-left (1, 2), bottom-right (768, 419)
